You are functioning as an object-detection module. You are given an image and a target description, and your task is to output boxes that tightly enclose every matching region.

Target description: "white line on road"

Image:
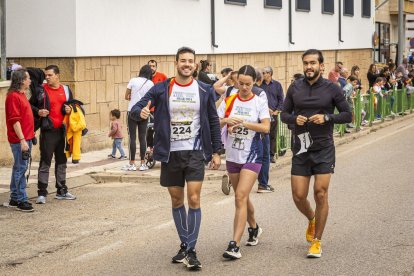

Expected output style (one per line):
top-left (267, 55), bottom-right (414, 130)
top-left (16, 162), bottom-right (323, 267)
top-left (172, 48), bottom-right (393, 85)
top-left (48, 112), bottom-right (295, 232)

top-left (339, 122), bottom-right (414, 157)
top-left (154, 220), bottom-right (174, 230)
top-left (214, 197), bottom-right (234, 206)
top-left (70, 240), bottom-right (124, 262)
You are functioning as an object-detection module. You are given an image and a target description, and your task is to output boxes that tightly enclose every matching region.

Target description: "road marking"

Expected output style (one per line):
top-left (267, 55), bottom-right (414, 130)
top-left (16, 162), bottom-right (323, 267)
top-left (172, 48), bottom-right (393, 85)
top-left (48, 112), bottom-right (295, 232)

top-left (70, 241), bottom-right (123, 262)
top-left (154, 220), bottom-right (174, 230)
top-left (339, 122), bottom-right (414, 157)
top-left (214, 197), bottom-right (233, 206)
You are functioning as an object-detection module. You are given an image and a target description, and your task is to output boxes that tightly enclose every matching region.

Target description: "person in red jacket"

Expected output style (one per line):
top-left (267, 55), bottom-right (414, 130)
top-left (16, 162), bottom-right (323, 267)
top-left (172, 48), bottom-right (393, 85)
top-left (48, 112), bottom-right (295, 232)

top-left (5, 68), bottom-right (35, 212)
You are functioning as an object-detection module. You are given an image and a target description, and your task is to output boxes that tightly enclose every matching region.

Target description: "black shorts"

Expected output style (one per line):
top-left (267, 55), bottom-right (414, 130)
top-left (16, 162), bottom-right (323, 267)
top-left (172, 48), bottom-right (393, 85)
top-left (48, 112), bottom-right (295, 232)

top-left (291, 146), bottom-right (335, 176)
top-left (160, 150), bottom-right (205, 187)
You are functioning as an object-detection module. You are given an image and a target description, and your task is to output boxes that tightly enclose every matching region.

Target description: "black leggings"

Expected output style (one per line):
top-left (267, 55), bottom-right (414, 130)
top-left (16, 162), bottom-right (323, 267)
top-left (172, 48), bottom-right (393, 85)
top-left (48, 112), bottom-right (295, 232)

top-left (127, 112), bottom-right (148, 161)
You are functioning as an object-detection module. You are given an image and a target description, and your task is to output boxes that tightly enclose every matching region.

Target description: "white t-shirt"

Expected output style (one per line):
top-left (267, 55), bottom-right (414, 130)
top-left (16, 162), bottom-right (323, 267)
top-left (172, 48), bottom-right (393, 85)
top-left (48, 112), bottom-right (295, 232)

top-left (217, 94), bottom-right (270, 164)
top-left (169, 79), bottom-right (201, 151)
top-left (127, 77), bottom-right (154, 111)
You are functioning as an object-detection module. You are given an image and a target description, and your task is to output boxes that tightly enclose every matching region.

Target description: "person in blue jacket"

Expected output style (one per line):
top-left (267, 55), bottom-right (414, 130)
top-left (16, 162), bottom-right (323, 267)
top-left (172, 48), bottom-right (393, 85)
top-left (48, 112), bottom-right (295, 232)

top-left (130, 46), bottom-right (221, 271)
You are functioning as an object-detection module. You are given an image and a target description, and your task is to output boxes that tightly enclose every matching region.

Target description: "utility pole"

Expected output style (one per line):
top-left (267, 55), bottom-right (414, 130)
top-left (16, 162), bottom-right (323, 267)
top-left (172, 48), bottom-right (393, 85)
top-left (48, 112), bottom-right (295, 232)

top-left (398, 0), bottom-right (404, 66)
top-left (0, 0), bottom-right (6, 80)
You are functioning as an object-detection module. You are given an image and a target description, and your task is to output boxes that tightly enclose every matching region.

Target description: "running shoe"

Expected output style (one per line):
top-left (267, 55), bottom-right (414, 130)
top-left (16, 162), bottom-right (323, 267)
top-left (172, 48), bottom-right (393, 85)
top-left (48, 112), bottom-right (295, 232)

top-left (7, 199), bottom-right (18, 208)
top-left (55, 192), bottom-right (77, 200)
top-left (221, 173), bottom-right (231, 195)
top-left (36, 196), bottom-right (46, 204)
top-left (307, 238), bottom-right (322, 258)
top-left (306, 217), bottom-right (316, 242)
top-left (172, 242), bottom-right (187, 263)
top-left (121, 164), bottom-right (137, 171)
top-left (245, 224), bottom-right (263, 246)
top-left (17, 202), bottom-right (34, 212)
top-left (223, 241), bottom-right (241, 259)
top-left (139, 164), bottom-right (148, 171)
top-left (257, 184), bottom-right (274, 193)
top-left (183, 248), bottom-right (202, 270)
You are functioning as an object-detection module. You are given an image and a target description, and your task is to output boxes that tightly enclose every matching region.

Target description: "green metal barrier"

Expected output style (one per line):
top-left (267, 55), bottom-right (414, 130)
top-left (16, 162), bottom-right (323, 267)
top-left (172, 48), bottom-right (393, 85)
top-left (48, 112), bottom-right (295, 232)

top-left (274, 87), bottom-right (414, 158)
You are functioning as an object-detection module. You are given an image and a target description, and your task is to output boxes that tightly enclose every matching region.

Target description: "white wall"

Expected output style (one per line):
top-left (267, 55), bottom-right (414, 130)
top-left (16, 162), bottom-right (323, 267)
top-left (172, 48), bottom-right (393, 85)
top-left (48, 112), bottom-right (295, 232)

top-left (6, 0), bottom-right (76, 57)
top-left (5, 0), bottom-right (375, 57)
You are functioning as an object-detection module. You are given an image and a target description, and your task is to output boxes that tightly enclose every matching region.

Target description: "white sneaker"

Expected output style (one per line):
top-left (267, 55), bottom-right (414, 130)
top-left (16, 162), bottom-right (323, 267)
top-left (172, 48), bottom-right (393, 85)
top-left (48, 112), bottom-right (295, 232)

top-left (122, 164), bottom-right (138, 171)
top-left (139, 164), bottom-right (148, 171)
top-left (36, 196), bottom-right (46, 204)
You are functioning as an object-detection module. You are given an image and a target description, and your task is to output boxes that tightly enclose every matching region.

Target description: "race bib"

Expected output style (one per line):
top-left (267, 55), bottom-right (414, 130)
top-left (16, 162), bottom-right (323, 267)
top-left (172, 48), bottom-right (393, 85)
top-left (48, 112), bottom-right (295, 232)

top-left (229, 126), bottom-right (254, 139)
top-left (296, 132), bottom-right (313, 155)
top-left (171, 121), bottom-right (194, 141)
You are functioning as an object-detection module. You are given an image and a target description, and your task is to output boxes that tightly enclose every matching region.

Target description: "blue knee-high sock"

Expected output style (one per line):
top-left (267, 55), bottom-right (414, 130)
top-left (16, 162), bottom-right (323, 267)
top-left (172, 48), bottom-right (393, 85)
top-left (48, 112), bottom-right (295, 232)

top-left (172, 205), bottom-right (188, 245)
top-left (187, 208), bottom-right (201, 250)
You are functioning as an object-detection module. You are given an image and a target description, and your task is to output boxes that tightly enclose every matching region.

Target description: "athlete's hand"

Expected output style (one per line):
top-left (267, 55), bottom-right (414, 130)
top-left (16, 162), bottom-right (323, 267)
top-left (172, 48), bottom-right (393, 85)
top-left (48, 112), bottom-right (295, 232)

top-left (210, 154), bottom-right (221, 170)
top-left (296, 115), bottom-right (308, 126)
top-left (309, 114), bottom-right (325, 124)
top-left (226, 117), bottom-right (243, 126)
top-left (140, 101), bottom-right (151, 120)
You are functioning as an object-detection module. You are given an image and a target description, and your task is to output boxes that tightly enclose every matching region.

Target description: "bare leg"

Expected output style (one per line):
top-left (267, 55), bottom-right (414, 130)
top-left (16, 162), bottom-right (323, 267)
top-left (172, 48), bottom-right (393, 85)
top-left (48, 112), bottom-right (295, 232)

top-left (313, 174), bottom-right (331, 240)
top-left (291, 175), bottom-right (315, 220)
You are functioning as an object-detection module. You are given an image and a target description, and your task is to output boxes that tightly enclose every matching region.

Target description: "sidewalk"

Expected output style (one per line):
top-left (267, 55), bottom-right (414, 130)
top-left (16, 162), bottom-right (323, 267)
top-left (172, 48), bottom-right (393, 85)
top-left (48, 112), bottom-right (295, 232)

top-left (1, 112), bottom-right (413, 197)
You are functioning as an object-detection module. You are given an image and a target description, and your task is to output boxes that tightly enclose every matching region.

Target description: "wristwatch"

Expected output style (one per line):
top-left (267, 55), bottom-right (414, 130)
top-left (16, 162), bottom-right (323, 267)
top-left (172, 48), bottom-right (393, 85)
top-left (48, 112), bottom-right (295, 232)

top-left (324, 114), bottom-right (331, 122)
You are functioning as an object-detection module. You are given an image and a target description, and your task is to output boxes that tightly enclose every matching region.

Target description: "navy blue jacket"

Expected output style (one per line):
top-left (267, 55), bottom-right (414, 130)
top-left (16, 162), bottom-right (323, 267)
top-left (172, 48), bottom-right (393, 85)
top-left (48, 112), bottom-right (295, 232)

top-left (260, 79), bottom-right (284, 111)
top-left (130, 79), bottom-right (222, 163)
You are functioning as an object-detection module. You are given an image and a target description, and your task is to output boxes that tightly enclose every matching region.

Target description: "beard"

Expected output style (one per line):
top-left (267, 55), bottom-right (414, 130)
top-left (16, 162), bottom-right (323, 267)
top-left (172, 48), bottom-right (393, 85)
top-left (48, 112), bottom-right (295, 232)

top-left (304, 68), bottom-right (321, 81)
top-left (177, 66), bottom-right (194, 78)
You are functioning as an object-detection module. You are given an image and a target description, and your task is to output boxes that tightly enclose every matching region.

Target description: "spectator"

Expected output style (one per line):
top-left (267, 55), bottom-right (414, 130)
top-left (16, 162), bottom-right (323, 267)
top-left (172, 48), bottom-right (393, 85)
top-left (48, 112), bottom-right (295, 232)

top-left (35, 65), bottom-right (76, 204)
top-left (328, 61), bottom-right (343, 83)
top-left (27, 67), bottom-right (46, 131)
top-left (148, 59), bottom-right (167, 83)
top-left (350, 66), bottom-right (363, 90)
top-left (124, 65), bottom-right (154, 171)
top-left (343, 76), bottom-right (359, 129)
top-left (5, 68), bottom-right (35, 212)
top-left (108, 109), bottom-right (127, 160)
top-left (338, 68), bottom-right (349, 88)
top-left (260, 66), bottom-right (284, 164)
top-left (198, 60), bottom-right (216, 84)
top-left (367, 64), bottom-right (379, 88)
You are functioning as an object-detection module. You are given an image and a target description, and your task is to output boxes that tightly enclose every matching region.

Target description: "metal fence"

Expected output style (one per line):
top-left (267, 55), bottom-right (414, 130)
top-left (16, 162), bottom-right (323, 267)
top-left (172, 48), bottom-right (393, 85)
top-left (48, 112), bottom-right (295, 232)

top-left (275, 88), bottom-right (414, 157)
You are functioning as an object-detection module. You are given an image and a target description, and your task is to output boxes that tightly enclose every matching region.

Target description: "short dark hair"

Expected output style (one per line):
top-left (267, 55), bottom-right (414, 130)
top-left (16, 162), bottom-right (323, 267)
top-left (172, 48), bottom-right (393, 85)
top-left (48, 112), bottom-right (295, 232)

top-left (110, 109), bottom-right (121, 119)
top-left (175, 46), bottom-right (195, 61)
top-left (138, 65), bottom-right (153, 80)
top-left (147, 60), bottom-right (157, 67)
top-left (238, 65), bottom-right (256, 81)
top-left (375, 77), bottom-right (384, 83)
top-left (221, 67), bottom-right (233, 75)
top-left (302, 49), bottom-right (324, 64)
top-left (45, 65), bottom-right (60, 74)
top-left (347, 76), bottom-right (358, 82)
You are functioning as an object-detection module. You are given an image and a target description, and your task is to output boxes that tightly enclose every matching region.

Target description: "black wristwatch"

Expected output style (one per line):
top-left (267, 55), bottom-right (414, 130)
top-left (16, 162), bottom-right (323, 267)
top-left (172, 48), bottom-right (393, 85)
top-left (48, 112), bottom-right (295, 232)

top-left (324, 114), bottom-right (331, 122)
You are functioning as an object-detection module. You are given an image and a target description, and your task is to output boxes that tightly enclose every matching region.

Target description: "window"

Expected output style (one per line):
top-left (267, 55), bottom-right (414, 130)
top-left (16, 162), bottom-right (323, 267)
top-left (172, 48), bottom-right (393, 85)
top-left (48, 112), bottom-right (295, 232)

top-left (322, 0), bottom-right (334, 14)
top-left (362, 0), bottom-right (371, 18)
top-left (224, 0), bottom-right (246, 5)
top-left (264, 0), bottom-right (282, 9)
top-left (296, 0), bottom-right (310, 11)
top-left (344, 0), bottom-right (354, 16)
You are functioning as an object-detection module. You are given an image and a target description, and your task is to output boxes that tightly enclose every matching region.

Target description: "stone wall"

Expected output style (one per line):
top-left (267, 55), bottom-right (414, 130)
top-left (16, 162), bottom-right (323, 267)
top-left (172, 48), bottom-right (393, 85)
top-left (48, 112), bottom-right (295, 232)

top-left (2, 48), bottom-right (372, 164)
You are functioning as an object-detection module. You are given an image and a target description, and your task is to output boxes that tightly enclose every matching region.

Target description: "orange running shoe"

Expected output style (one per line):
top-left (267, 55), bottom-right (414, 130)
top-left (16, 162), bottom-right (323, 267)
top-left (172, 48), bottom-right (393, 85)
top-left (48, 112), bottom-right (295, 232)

top-left (307, 238), bottom-right (322, 258)
top-left (306, 217), bottom-right (316, 242)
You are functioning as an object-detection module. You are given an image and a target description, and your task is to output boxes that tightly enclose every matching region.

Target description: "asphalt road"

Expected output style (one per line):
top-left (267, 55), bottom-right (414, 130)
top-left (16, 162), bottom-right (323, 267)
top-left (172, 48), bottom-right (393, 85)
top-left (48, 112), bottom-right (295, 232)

top-left (1, 118), bottom-right (414, 276)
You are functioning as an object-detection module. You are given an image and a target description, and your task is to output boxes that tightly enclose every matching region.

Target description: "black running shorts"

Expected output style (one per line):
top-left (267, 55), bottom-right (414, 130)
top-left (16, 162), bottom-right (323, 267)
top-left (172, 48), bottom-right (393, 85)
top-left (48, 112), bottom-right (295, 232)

top-left (160, 150), bottom-right (205, 187)
top-left (291, 146), bottom-right (335, 176)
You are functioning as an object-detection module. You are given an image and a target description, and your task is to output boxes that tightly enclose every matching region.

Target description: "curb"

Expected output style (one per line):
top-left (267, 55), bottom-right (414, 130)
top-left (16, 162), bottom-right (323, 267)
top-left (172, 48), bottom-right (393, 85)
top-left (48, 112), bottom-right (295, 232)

top-left (75, 112), bottom-right (414, 184)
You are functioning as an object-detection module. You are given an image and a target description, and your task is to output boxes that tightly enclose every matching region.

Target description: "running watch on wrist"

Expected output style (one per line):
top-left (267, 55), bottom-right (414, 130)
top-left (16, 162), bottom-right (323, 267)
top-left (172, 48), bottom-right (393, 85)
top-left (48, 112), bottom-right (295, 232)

top-left (324, 114), bottom-right (331, 122)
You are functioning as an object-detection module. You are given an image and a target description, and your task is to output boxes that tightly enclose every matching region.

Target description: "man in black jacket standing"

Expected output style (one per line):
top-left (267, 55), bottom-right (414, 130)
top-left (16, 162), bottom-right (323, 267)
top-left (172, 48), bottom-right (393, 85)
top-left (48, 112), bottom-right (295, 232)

top-left (281, 49), bottom-right (351, 259)
top-left (32, 65), bottom-right (76, 204)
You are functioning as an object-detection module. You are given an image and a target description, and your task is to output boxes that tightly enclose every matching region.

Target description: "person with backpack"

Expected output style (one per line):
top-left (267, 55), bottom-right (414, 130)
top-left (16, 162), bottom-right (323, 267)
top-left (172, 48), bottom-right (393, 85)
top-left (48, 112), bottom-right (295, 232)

top-left (217, 65), bottom-right (270, 260)
top-left (33, 65), bottom-right (76, 204)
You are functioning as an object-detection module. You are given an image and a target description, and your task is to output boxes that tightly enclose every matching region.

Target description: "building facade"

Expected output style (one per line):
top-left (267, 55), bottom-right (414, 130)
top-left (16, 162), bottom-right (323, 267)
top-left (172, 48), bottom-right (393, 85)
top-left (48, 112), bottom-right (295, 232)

top-left (0, 0), bottom-right (375, 162)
